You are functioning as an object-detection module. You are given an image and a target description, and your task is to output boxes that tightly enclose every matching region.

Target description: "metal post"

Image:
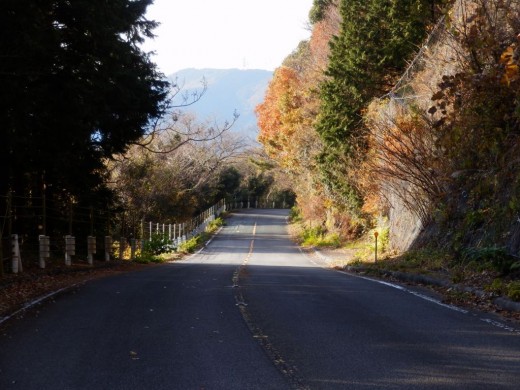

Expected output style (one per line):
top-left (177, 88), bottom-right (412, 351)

top-left (374, 231), bottom-right (379, 263)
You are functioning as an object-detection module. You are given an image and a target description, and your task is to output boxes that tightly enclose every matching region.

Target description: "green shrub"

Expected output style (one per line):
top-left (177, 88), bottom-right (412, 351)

top-left (377, 227), bottom-right (389, 253)
top-left (178, 217), bottom-right (224, 254)
top-left (485, 278), bottom-right (505, 295)
top-left (300, 225), bottom-right (341, 247)
top-left (368, 227), bottom-right (389, 253)
top-left (319, 233), bottom-right (341, 247)
top-left (510, 261), bottom-right (520, 272)
top-left (206, 217), bottom-right (225, 234)
top-left (134, 252), bottom-right (167, 264)
top-left (178, 233), bottom-right (208, 254)
top-left (507, 282), bottom-right (520, 302)
top-left (461, 246), bottom-right (516, 274)
top-left (289, 206), bottom-right (302, 223)
top-left (143, 233), bottom-right (175, 256)
top-left (394, 249), bottom-right (449, 272)
top-left (134, 253), bottom-right (156, 264)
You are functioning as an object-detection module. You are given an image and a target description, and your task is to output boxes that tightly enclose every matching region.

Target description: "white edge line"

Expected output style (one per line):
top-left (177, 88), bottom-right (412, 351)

top-left (2, 225), bottom-right (226, 325)
top-left (182, 226), bottom-right (224, 260)
top-left (0, 285), bottom-right (77, 326)
top-left (275, 224), bottom-right (520, 333)
top-left (480, 318), bottom-right (519, 333)
top-left (337, 270), bottom-right (469, 313)
top-left (338, 270), bottom-right (520, 333)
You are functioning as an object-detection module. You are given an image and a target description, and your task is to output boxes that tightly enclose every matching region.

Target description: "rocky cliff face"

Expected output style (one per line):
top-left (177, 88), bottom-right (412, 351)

top-left (367, 0), bottom-right (520, 255)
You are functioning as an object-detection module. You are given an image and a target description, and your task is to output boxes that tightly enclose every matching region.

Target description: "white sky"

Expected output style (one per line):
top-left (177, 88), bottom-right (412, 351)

top-left (142, 0), bottom-right (314, 75)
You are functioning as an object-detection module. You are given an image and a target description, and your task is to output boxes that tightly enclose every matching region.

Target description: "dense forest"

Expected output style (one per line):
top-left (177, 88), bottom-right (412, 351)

top-left (257, 0), bottom-right (520, 274)
top-left (0, 0), bottom-right (167, 245)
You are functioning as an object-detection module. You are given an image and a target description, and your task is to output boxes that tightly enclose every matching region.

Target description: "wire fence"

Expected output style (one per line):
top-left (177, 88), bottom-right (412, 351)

top-left (380, 0), bottom-right (470, 112)
top-left (362, 2), bottom-right (461, 250)
top-left (386, 16), bottom-right (447, 101)
top-left (0, 195), bottom-right (292, 275)
top-left (142, 199), bottom-right (227, 243)
top-left (0, 198), bottom-right (228, 275)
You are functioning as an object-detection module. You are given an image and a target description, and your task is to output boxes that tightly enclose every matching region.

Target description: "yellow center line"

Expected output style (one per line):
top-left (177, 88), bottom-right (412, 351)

top-left (244, 222), bottom-right (256, 264)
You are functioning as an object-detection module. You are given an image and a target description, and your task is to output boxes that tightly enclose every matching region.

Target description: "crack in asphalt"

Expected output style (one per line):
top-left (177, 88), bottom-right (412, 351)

top-left (232, 222), bottom-right (310, 390)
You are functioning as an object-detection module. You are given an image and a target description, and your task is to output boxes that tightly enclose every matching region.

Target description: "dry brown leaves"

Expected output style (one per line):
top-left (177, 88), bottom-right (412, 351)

top-left (0, 261), bottom-right (149, 320)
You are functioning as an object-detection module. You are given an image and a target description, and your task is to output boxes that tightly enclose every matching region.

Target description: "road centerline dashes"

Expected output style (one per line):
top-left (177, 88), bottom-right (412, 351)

top-left (232, 220), bottom-right (309, 389)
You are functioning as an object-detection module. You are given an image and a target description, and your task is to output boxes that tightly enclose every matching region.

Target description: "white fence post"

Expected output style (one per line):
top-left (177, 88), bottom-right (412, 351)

top-left (64, 235), bottom-right (75, 266)
top-left (39, 235), bottom-right (50, 269)
top-left (11, 234), bottom-right (21, 274)
top-left (104, 236), bottom-right (112, 261)
top-left (87, 236), bottom-right (96, 265)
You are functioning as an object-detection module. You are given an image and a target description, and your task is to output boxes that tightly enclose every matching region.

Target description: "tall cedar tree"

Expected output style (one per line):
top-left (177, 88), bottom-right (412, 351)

top-left (315, 0), bottom-right (431, 213)
top-left (0, 0), bottom-right (168, 236)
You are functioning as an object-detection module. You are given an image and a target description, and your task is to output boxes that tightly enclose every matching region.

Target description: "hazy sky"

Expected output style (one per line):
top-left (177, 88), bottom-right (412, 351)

top-left (142, 0), bottom-right (314, 75)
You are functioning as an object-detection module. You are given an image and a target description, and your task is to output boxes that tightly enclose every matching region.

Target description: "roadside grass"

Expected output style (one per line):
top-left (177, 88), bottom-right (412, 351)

top-left (178, 217), bottom-right (225, 254)
top-left (136, 216), bottom-right (226, 259)
top-left (362, 249), bottom-right (450, 275)
top-left (289, 215), bottom-right (520, 302)
top-left (290, 223), bottom-right (341, 248)
top-left (351, 246), bottom-right (520, 302)
top-left (302, 227), bottom-right (341, 248)
top-left (288, 218), bottom-right (389, 266)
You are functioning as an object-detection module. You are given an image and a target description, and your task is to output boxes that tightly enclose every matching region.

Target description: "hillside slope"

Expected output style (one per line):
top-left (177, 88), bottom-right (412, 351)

top-left (366, 0), bottom-right (520, 257)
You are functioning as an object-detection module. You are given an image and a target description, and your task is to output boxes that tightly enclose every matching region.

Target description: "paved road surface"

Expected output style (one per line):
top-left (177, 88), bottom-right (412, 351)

top-left (1, 209), bottom-right (519, 389)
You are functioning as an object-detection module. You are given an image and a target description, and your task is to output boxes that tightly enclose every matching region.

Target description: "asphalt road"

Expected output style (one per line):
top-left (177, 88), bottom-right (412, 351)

top-left (1, 209), bottom-right (519, 389)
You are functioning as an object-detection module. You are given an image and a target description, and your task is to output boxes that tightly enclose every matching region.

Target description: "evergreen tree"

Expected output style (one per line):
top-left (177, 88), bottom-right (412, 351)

top-left (315, 0), bottom-right (431, 213)
top-left (0, 0), bottom-right (168, 235)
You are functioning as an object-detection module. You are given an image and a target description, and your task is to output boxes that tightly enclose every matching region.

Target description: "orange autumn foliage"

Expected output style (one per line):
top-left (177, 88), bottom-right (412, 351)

top-left (256, 66), bottom-right (305, 170)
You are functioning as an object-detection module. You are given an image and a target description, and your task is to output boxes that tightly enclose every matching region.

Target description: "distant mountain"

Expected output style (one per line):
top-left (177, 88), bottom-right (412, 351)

top-left (168, 68), bottom-right (273, 143)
